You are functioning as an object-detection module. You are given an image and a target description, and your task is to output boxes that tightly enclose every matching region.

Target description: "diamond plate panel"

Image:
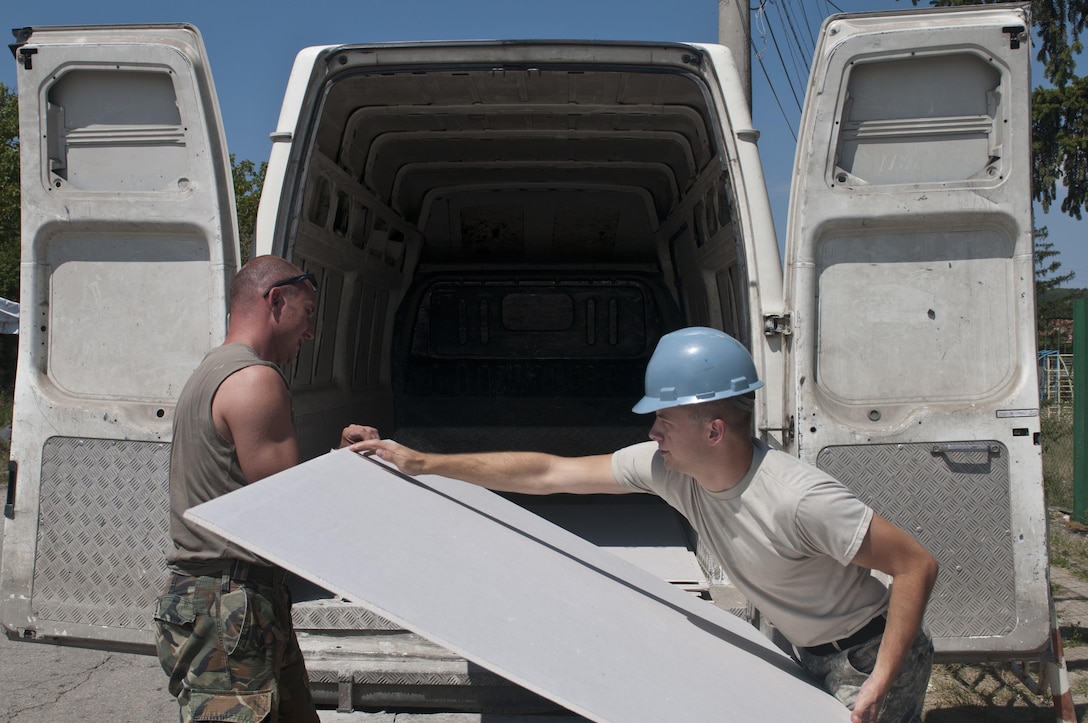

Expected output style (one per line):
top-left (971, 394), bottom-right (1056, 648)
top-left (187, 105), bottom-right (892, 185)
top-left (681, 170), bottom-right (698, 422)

top-left (818, 441), bottom-right (1013, 638)
top-left (291, 600), bottom-right (400, 631)
top-left (35, 437), bottom-right (172, 630)
top-left (33, 437), bottom-right (401, 635)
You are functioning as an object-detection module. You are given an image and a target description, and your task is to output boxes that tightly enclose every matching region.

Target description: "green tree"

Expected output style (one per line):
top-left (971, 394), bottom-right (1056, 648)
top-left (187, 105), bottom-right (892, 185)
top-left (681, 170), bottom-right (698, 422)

top-left (1036, 225), bottom-right (1078, 309)
top-left (1035, 226), bottom-right (1085, 351)
top-left (232, 154), bottom-right (266, 263)
top-left (914, 0), bottom-right (1088, 218)
top-left (0, 84), bottom-right (20, 392)
top-left (0, 84), bottom-right (18, 302)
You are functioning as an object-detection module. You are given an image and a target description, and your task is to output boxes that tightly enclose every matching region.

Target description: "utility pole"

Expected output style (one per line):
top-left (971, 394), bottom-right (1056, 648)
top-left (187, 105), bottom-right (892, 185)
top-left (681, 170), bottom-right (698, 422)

top-left (718, 0), bottom-right (751, 107)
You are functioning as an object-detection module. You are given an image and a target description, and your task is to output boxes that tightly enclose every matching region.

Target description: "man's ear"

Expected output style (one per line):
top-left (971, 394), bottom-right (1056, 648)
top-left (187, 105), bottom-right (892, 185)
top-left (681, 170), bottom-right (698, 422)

top-left (707, 418), bottom-right (725, 445)
top-left (266, 287), bottom-right (285, 315)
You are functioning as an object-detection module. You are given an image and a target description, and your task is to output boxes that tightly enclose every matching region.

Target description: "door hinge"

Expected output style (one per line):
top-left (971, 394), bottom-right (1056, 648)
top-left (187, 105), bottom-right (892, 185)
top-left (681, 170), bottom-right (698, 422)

top-left (9, 27), bottom-right (34, 68)
top-left (17, 47), bottom-right (37, 69)
top-left (763, 313), bottom-right (792, 336)
top-left (1003, 25), bottom-right (1026, 50)
top-left (760, 416), bottom-right (795, 444)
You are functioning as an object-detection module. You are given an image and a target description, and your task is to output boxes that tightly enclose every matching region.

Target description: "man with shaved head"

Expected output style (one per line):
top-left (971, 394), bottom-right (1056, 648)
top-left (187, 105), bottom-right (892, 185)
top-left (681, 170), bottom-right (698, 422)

top-left (153, 256), bottom-right (375, 722)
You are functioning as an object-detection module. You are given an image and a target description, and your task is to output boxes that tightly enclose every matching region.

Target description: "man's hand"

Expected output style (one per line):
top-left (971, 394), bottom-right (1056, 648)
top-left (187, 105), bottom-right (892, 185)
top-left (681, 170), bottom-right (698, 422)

top-left (340, 424), bottom-right (380, 448)
top-left (850, 680), bottom-right (885, 723)
top-left (849, 513), bottom-right (937, 723)
top-left (350, 438), bottom-right (426, 476)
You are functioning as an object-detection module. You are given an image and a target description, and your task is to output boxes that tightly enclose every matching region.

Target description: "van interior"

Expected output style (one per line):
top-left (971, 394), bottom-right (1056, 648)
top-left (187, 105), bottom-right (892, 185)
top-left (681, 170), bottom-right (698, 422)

top-left (278, 46), bottom-right (750, 609)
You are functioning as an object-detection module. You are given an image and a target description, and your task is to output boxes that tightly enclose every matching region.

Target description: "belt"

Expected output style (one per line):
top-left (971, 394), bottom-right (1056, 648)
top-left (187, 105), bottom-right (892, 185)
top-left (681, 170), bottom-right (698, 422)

top-left (172, 560), bottom-right (285, 586)
top-left (227, 560), bottom-right (285, 586)
top-left (804, 614), bottom-right (887, 656)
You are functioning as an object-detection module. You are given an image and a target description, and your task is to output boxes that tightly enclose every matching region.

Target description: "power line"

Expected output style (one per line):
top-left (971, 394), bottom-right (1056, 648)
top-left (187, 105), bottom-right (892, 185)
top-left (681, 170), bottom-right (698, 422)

top-left (762, 1), bottom-right (804, 113)
top-left (776, 1), bottom-right (814, 94)
top-left (751, 0), bottom-right (799, 141)
top-left (794, 0), bottom-right (819, 50)
top-left (751, 0), bottom-right (844, 140)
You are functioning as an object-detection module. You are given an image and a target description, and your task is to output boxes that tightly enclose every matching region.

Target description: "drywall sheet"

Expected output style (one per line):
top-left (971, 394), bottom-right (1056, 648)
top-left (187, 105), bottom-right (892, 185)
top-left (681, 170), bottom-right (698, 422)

top-left (185, 448), bottom-right (850, 722)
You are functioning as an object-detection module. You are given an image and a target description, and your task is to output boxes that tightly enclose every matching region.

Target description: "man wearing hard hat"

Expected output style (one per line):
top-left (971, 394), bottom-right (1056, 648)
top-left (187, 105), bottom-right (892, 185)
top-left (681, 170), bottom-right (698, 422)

top-left (347, 327), bottom-right (937, 723)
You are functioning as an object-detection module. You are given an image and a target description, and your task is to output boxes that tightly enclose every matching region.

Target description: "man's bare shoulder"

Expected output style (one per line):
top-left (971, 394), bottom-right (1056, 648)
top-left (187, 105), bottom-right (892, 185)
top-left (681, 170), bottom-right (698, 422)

top-left (221, 362), bottom-right (285, 391)
top-left (214, 363), bottom-right (290, 424)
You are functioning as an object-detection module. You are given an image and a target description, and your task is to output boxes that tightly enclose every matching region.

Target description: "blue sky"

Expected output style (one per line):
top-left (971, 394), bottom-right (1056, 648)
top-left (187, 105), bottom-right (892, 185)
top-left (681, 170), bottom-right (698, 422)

top-left (3, 0), bottom-right (1085, 288)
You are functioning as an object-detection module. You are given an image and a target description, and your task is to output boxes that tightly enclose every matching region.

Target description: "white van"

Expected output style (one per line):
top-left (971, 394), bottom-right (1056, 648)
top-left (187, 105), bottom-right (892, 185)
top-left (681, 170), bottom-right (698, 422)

top-left (2, 5), bottom-right (1047, 711)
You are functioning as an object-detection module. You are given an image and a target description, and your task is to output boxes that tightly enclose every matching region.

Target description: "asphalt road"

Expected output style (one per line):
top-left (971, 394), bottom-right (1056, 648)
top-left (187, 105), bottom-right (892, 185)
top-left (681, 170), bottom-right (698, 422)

top-left (0, 632), bottom-right (177, 722)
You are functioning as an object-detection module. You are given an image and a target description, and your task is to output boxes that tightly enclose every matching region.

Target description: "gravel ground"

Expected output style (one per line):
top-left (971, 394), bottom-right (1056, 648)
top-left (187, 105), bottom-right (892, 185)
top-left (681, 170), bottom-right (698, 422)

top-left (919, 515), bottom-right (1088, 722)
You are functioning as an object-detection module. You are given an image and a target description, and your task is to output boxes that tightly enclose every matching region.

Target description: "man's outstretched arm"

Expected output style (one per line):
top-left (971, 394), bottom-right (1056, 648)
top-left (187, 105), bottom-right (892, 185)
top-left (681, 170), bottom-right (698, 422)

top-left (348, 437), bottom-right (628, 496)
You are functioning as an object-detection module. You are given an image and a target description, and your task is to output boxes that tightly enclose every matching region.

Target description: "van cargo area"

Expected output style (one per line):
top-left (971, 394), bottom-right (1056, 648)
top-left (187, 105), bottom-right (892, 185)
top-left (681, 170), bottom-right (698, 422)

top-left (280, 44), bottom-right (750, 457)
top-left (273, 44), bottom-right (753, 709)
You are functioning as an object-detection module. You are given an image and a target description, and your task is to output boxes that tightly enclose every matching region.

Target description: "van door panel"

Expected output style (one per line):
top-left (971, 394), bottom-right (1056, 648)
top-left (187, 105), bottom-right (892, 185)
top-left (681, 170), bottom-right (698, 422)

top-left (788, 8), bottom-right (1044, 659)
top-left (819, 441), bottom-right (1016, 639)
top-left (1, 25), bottom-right (235, 650)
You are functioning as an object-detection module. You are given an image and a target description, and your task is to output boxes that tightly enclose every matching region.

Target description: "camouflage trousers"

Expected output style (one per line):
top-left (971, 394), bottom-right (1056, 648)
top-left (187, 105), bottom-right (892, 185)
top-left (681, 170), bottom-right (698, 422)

top-left (796, 624), bottom-right (933, 723)
top-left (153, 567), bottom-right (319, 723)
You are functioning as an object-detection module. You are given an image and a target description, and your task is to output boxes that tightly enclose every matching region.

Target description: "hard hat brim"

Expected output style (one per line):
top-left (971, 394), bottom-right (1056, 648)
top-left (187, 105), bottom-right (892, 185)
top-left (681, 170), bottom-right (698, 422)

top-left (631, 379), bottom-right (764, 414)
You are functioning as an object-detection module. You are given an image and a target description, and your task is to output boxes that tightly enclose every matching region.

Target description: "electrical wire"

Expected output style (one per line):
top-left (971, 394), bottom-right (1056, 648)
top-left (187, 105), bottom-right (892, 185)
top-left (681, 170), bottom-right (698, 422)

top-left (765, 4), bottom-right (805, 112)
top-left (751, 0), bottom-right (799, 140)
top-left (752, 0), bottom-right (859, 139)
top-left (777, 0), bottom-right (814, 86)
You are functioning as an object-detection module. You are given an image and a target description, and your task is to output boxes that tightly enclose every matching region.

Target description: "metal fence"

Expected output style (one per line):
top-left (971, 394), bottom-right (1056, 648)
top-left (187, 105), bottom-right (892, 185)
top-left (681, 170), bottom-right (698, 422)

top-left (1039, 351), bottom-right (1073, 408)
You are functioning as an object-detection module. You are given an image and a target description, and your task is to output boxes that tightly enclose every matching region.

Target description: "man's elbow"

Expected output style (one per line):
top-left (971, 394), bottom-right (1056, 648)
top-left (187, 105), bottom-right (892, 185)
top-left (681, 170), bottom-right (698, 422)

top-left (919, 548), bottom-right (939, 596)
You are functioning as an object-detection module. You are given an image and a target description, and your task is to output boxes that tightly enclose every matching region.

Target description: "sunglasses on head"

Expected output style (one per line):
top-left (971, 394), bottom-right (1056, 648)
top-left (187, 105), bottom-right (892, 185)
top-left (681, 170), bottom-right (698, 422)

top-left (262, 273), bottom-right (319, 298)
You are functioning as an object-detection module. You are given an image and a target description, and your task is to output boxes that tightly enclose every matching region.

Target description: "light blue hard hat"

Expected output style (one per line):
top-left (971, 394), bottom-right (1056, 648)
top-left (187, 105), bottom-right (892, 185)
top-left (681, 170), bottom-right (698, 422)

top-left (632, 327), bottom-right (764, 414)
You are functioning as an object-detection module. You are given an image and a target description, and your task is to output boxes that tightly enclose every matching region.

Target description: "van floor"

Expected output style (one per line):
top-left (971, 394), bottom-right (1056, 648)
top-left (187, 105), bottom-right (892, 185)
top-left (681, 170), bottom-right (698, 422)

top-left (523, 501), bottom-right (708, 594)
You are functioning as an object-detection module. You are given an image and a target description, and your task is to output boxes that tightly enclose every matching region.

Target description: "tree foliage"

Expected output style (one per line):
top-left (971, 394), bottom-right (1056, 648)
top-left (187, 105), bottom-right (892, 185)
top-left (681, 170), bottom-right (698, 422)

top-left (231, 154), bottom-right (267, 263)
top-left (914, 0), bottom-right (1088, 218)
top-left (1036, 226), bottom-right (1078, 311)
top-left (0, 83), bottom-right (19, 391)
top-left (1036, 225), bottom-right (1086, 351)
top-left (0, 84), bottom-right (19, 302)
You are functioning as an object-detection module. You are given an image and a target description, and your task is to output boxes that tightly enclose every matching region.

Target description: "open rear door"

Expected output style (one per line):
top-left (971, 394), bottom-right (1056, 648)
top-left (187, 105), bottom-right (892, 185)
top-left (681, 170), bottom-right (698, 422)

top-left (1, 25), bottom-right (237, 651)
top-left (786, 7), bottom-right (1045, 659)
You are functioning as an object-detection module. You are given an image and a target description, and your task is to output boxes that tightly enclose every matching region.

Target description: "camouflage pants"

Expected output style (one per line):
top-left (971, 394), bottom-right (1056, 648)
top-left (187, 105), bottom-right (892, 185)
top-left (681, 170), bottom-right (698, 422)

top-left (797, 625), bottom-right (933, 723)
top-left (153, 569), bottom-right (319, 723)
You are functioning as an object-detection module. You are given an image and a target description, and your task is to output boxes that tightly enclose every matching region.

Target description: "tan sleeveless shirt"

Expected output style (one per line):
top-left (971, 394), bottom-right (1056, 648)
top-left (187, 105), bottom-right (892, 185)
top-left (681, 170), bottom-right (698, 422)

top-left (165, 343), bottom-right (288, 571)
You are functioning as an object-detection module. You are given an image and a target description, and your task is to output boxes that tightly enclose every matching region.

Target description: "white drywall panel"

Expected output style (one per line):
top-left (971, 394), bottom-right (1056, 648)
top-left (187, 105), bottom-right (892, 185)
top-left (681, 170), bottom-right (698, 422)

top-left (185, 448), bottom-right (849, 722)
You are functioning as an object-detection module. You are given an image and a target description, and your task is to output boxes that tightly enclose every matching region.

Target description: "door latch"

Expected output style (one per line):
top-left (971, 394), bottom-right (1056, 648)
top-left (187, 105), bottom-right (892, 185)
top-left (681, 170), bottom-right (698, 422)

top-left (763, 314), bottom-right (792, 336)
top-left (760, 416), bottom-right (795, 444)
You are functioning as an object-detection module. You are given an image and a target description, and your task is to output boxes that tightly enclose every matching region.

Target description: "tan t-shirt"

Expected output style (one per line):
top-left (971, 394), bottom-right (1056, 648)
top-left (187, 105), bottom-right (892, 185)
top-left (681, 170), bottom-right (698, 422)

top-left (165, 343), bottom-right (287, 571)
top-left (611, 439), bottom-right (891, 647)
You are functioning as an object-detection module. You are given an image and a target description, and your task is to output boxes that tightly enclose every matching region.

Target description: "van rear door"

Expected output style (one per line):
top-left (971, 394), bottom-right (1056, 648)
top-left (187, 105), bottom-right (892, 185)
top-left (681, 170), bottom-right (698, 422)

top-left (1, 25), bottom-right (236, 651)
top-left (786, 7), bottom-right (1046, 659)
